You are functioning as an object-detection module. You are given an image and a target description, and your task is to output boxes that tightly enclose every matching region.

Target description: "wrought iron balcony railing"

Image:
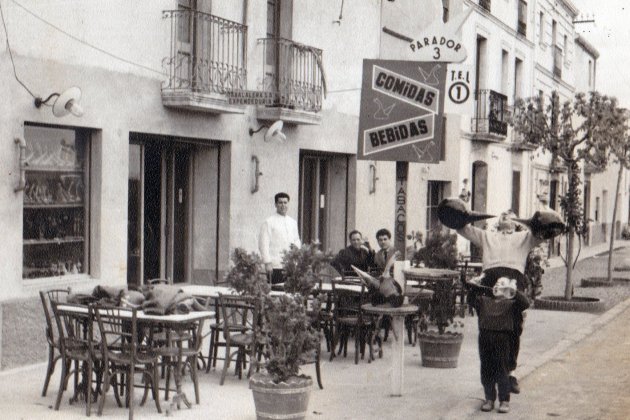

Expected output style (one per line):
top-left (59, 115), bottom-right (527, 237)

top-left (258, 37), bottom-right (324, 113)
top-left (479, 0), bottom-right (491, 12)
top-left (162, 10), bottom-right (247, 95)
top-left (471, 89), bottom-right (508, 136)
top-left (553, 45), bottom-right (563, 78)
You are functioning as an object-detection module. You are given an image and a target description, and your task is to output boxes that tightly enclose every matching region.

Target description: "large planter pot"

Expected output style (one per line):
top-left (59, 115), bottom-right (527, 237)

top-left (534, 296), bottom-right (605, 313)
top-left (250, 373), bottom-right (313, 420)
top-left (417, 331), bottom-right (463, 368)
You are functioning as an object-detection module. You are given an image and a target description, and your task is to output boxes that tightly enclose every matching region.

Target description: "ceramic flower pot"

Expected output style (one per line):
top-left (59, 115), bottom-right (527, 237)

top-left (249, 373), bottom-right (313, 420)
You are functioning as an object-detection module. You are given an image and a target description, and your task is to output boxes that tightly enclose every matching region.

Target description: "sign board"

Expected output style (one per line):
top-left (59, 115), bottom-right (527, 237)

top-left (357, 60), bottom-right (446, 163)
top-left (404, 7), bottom-right (473, 63)
top-left (227, 90), bottom-right (275, 105)
top-left (445, 64), bottom-right (474, 114)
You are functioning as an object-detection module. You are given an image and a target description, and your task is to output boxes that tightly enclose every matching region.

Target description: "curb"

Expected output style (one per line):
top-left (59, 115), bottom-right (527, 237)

top-left (440, 296), bottom-right (630, 419)
top-left (515, 296), bottom-right (630, 381)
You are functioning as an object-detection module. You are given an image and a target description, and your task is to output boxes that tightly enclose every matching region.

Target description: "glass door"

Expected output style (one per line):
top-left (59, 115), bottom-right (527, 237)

top-left (299, 152), bottom-right (349, 253)
top-left (127, 138), bottom-right (193, 286)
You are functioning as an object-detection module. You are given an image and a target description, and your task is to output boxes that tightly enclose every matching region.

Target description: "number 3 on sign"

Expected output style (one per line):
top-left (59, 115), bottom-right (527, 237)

top-left (433, 47), bottom-right (440, 60)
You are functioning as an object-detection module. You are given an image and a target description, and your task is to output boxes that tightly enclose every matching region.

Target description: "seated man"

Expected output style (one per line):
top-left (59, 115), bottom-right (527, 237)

top-left (373, 228), bottom-right (399, 274)
top-left (331, 230), bottom-right (374, 276)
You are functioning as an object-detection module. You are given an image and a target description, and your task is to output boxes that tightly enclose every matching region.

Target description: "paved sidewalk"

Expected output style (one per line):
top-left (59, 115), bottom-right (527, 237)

top-left (1, 240), bottom-right (628, 419)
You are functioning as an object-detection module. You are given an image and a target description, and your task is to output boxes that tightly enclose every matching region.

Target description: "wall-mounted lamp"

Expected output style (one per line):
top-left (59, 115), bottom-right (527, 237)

top-left (369, 162), bottom-right (379, 194)
top-left (249, 120), bottom-right (286, 143)
top-left (459, 178), bottom-right (471, 202)
top-left (34, 86), bottom-right (84, 117)
top-left (251, 155), bottom-right (263, 194)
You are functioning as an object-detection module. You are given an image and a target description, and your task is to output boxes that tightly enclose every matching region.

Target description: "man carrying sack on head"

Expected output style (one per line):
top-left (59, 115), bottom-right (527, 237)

top-left (437, 198), bottom-right (565, 395)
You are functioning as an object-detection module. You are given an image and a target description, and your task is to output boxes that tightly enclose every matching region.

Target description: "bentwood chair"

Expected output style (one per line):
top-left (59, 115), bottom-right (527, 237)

top-left (51, 301), bottom-right (97, 416)
top-left (218, 294), bottom-right (262, 385)
top-left (153, 296), bottom-right (210, 405)
top-left (39, 288), bottom-right (71, 397)
top-left (329, 279), bottom-right (375, 364)
top-left (205, 273), bottom-right (267, 372)
top-left (304, 293), bottom-right (326, 389)
top-left (93, 305), bottom-right (161, 420)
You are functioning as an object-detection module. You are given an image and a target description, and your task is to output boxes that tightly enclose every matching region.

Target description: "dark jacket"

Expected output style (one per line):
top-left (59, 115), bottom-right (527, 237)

top-left (475, 291), bottom-right (530, 332)
top-left (331, 246), bottom-right (374, 275)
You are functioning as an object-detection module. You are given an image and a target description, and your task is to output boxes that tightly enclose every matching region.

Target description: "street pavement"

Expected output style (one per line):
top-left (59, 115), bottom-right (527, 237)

top-left (1, 241), bottom-right (629, 419)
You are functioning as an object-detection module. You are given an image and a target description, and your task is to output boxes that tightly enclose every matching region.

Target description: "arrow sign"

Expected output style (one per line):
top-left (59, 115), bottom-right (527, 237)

top-left (358, 60), bottom-right (446, 163)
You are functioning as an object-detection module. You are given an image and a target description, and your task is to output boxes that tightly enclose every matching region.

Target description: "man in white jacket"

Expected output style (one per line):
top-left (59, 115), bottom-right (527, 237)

top-left (259, 192), bottom-right (301, 284)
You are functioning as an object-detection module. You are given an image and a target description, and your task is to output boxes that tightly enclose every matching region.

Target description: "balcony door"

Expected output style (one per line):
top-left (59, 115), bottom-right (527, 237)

top-left (299, 152), bottom-right (349, 254)
top-left (265, 0), bottom-right (293, 88)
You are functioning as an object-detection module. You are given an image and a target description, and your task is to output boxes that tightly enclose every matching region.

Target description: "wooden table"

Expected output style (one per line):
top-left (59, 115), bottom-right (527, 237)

top-left (361, 303), bottom-right (419, 397)
top-left (57, 305), bottom-right (214, 413)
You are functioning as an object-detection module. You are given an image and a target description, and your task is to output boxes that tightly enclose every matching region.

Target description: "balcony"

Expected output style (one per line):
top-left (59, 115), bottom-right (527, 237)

top-left (553, 45), bottom-right (563, 79)
top-left (479, 0), bottom-right (491, 12)
top-left (256, 37), bottom-right (324, 125)
top-left (161, 9), bottom-right (247, 114)
top-left (471, 89), bottom-right (508, 140)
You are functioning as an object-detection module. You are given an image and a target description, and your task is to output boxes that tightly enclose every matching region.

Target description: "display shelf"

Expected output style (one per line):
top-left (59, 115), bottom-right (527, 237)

top-left (24, 237), bottom-right (85, 246)
top-left (24, 203), bottom-right (84, 209)
top-left (24, 165), bottom-right (83, 173)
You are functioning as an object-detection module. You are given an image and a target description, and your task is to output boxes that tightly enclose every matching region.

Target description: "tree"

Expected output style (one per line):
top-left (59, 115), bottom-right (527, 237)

top-left (512, 91), bottom-right (619, 300)
top-left (604, 108), bottom-right (630, 282)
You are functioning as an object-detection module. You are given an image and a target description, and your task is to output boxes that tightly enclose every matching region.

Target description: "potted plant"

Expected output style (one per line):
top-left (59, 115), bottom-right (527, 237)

top-left (281, 243), bottom-right (334, 297)
top-left (250, 293), bottom-right (320, 420)
top-left (405, 229), bottom-right (465, 368)
top-left (225, 248), bottom-right (271, 297)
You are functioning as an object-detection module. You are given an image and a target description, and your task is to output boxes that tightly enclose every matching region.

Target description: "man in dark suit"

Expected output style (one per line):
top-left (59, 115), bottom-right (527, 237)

top-left (373, 228), bottom-right (398, 274)
top-left (331, 230), bottom-right (374, 276)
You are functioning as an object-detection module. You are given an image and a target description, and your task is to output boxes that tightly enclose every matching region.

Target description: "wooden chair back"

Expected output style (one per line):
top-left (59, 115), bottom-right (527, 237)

top-left (40, 288), bottom-right (71, 346)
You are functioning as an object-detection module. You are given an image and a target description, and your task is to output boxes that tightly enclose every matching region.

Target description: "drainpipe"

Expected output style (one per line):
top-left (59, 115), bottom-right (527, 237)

top-left (14, 137), bottom-right (27, 192)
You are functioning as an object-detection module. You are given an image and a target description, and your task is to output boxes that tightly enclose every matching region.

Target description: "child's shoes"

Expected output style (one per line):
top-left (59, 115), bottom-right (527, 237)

top-left (498, 401), bottom-right (510, 413)
top-left (480, 400), bottom-right (494, 412)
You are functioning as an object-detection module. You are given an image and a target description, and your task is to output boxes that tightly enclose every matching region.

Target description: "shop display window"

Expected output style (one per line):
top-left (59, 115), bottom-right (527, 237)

top-left (22, 125), bottom-right (89, 279)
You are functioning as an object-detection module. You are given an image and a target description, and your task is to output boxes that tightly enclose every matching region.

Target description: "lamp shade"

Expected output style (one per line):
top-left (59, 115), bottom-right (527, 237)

top-left (264, 120), bottom-right (286, 142)
top-left (52, 87), bottom-right (83, 117)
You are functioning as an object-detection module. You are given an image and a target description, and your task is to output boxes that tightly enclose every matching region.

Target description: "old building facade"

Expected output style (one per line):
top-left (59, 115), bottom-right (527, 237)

top-left (0, 0), bottom-right (618, 368)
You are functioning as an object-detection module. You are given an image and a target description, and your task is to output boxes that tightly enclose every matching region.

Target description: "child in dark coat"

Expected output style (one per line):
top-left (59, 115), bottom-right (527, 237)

top-left (472, 277), bottom-right (530, 414)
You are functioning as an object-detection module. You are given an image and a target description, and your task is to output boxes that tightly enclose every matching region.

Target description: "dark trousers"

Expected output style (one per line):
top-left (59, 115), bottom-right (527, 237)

top-left (269, 269), bottom-right (285, 285)
top-left (479, 329), bottom-right (512, 402)
top-left (470, 267), bottom-right (526, 371)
